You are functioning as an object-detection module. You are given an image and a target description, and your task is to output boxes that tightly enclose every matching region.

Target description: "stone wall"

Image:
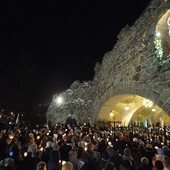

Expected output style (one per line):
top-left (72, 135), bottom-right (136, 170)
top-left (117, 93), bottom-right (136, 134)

top-left (47, 0), bottom-right (170, 125)
top-left (46, 80), bottom-right (95, 125)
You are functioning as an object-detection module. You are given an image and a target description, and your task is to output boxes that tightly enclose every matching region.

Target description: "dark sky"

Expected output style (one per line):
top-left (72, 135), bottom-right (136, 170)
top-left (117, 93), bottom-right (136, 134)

top-left (0, 0), bottom-right (151, 113)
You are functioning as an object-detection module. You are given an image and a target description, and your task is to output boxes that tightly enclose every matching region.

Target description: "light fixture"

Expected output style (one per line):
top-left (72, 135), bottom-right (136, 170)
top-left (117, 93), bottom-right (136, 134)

top-left (155, 32), bottom-right (161, 37)
top-left (143, 99), bottom-right (153, 108)
top-left (55, 96), bottom-right (63, 105)
top-left (125, 105), bottom-right (130, 111)
top-left (110, 111), bottom-right (114, 117)
top-left (152, 108), bottom-right (156, 112)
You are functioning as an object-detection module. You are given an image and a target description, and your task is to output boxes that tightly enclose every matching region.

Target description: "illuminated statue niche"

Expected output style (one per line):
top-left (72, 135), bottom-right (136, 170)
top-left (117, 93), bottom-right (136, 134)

top-left (154, 10), bottom-right (170, 70)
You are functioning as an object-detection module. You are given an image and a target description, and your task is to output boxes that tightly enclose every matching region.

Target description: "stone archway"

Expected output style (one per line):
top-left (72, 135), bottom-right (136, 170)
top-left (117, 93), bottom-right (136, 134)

top-left (93, 80), bottom-right (170, 125)
top-left (97, 94), bottom-right (170, 126)
top-left (91, 2), bottom-right (170, 124)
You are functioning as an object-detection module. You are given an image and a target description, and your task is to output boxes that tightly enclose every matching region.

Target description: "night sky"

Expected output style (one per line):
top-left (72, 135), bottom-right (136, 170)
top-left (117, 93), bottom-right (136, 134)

top-left (0, 0), bottom-right (151, 114)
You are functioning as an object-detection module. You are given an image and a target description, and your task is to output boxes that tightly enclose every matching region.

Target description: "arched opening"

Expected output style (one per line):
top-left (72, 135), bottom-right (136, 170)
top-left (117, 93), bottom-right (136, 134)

top-left (66, 114), bottom-right (77, 126)
top-left (97, 94), bottom-right (170, 127)
top-left (155, 10), bottom-right (170, 69)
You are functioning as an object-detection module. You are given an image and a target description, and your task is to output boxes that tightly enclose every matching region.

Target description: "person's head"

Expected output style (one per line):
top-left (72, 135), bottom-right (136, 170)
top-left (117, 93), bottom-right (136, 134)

top-left (78, 141), bottom-right (85, 149)
top-left (155, 160), bottom-right (164, 170)
top-left (45, 141), bottom-right (52, 149)
top-left (28, 135), bottom-right (35, 144)
top-left (87, 142), bottom-right (94, 151)
top-left (123, 148), bottom-right (131, 156)
top-left (62, 162), bottom-right (73, 170)
top-left (106, 145), bottom-right (114, 157)
top-left (162, 145), bottom-right (169, 152)
top-left (27, 144), bottom-right (37, 153)
top-left (51, 142), bottom-right (59, 151)
top-left (141, 157), bottom-right (149, 164)
top-left (104, 162), bottom-right (115, 170)
top-left (36, 161), bottom-right (47, 170)
top-left (145, 144), bottom-right (152, 150)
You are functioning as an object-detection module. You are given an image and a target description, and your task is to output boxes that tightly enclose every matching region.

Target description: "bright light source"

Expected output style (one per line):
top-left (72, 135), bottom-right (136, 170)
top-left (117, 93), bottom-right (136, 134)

top-left (108, 141), bottom-right (112, 146)
top-left (143, 99), bottom-right (153, 108)
top-left (37, 135), bottom-right (40, 140)
top-left (148, 101), bottom-right (153, 107)
top-left (152, 108), bottom-right (156, 112)
top-left (40, 147), bottom-right (43, 152)
top-left (24, 152), bottom-right (27, 157)
top-left (110, 112), bottom-right (114, 117)
top-left (55, 96), bottom-right (63, 105)
top-left (155, 146), bottom-right (158, 150)
top-left (155, 32), bottom-right (161, 37)
top-left (125, 105), bottom-right (130, 111)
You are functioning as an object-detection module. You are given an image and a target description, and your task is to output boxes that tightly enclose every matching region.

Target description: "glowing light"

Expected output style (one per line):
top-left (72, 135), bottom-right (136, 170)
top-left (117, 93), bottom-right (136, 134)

top-left (152, 108), bottom-right (156, 112)
top-left (9, 133), bottom-right (14, 139)
top-left (55, 96), bottom-right (63, 105)
top-left (143, 99), bottom-right (153, 108)
top-left (108, 142), bottom-right (112, 146)
top-left (24, 152), bottom-right (27, 157)
top-left (155, 32), bottom-right (161, 37)
top-left (148, 101), bottom-right (153, 107)
top-left (110, 111), bottom-right (114, 117)
top-left (155, 146), bottom-right (158, 150)
top-left (125, 105), bottom-right (130, 111)
top-left (62, 161), bottom-right (66, 165)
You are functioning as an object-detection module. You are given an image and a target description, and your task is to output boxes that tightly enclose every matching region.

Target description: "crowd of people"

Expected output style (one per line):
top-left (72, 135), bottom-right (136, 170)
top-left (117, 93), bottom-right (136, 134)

top-left (0, 121), bottom-right (170, 170)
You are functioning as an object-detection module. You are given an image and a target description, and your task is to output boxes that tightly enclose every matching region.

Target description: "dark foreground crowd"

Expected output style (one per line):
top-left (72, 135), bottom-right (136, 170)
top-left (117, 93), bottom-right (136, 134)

top-left (0, 122), bottom-right (170, 170)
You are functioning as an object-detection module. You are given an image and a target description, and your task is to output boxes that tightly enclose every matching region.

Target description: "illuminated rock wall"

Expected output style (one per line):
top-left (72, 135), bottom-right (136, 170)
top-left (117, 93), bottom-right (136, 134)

top-left (47, 0), bottom-right (170, 125)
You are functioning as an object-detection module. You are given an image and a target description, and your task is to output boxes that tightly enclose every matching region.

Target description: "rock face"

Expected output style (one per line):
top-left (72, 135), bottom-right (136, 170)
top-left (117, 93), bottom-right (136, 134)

top-left (47, 80), bottom-right (95, 125)
top-left (47, 0), bottom-right (170, 125)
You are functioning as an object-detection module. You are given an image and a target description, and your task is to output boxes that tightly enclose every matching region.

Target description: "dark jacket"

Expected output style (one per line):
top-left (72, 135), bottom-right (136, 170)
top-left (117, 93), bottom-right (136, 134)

top-left (48, 150), bottom-right (60, 170)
